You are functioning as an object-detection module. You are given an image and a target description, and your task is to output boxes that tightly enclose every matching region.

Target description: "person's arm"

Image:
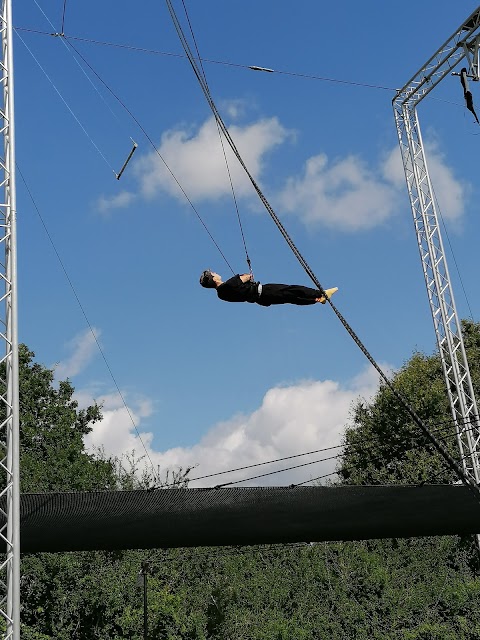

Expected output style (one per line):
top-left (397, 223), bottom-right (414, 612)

top-left (239, 273), bottom-right (253, 283)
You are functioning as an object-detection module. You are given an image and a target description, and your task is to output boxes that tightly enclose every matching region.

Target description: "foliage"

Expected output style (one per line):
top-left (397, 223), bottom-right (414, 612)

top-left (142, 539), bottom-right (480, 640)
top-left (12, 326), bottom-right (480, 638)
top-left (14, 345), bottom-right (192, 638)
top-left (16, 344), bottom-right (117, 492)
top-left (338, 320), bottom-right (480, 486)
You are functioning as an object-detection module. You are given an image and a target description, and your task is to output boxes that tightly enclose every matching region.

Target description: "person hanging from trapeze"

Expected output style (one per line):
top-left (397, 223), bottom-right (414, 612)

top-left (460, 67), bottom-right (480, 125)
top-left (199, 270), bottom-right (338, 307)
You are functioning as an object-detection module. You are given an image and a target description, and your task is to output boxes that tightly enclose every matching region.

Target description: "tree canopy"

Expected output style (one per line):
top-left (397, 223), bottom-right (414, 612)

top-left (9, 326), bottom-right (480, 638)
top-left (338, 320), bottom-right (480, 487)
top-left (16, 344), bottom-right (117, 492)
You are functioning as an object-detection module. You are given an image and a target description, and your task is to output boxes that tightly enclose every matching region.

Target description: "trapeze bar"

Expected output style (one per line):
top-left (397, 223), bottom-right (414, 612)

top-left (115, 140), bottom-right (138, 180)
top-left (249, 66), bottom-right (274, 73)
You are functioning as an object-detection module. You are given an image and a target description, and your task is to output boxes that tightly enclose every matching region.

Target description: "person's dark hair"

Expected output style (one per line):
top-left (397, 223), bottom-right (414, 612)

top-left (199, 270), bottom-right (217, 288)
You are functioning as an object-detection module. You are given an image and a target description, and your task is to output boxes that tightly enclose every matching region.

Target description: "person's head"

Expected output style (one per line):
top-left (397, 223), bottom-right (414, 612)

top-left (199, 270), bottom-right (221, 288)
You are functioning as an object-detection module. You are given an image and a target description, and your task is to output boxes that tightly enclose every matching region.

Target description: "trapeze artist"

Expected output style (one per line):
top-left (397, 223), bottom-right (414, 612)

top-left (200, 271), bottom-right (338, 307)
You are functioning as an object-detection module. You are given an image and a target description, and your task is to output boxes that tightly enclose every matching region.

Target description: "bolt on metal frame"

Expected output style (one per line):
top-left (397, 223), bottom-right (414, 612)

top-left (393, 7), bottom-right (480, 488)
top-left (0, 0), bottom-right (19, 638)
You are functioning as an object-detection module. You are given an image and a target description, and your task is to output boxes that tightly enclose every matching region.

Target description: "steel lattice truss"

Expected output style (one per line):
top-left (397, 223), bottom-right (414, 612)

top-left (393, 6), bottom-right (480, 486)
top-left (0, 0), bottom-right (19, 638)
top-left (396, 8), bottom-right (480, 106)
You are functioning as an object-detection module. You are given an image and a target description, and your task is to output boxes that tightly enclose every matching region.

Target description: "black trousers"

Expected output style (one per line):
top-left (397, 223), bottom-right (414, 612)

top-left (256, 283), bottom-right (321, 307)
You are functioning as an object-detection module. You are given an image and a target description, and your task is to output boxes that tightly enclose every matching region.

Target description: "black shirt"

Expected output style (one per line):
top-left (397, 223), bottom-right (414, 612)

top-left (216, 275), bottom-right (259, 303)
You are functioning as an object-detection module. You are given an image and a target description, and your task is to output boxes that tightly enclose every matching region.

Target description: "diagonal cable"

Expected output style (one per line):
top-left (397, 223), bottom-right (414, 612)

top-left (62, 36), bottom-right (235, 274)
top-left (164, 0), bottom-right (480, 501)
top-left (180, 0), bottom-right (253, 274)
top-left (15, 29), bottom-right (117, 176)
top-left (17, 165), bottom-right (161, 485)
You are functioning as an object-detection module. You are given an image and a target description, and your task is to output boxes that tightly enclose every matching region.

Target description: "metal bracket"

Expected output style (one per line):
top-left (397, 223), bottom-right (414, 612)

top-left (461, 34), bottom-right (480, 80)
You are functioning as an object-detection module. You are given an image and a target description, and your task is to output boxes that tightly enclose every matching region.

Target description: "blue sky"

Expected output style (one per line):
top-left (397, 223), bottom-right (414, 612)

top-left (13, 1), bottom-right (480, 486)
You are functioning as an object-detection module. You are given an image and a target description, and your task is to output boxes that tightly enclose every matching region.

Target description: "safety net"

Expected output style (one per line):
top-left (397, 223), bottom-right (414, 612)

top-left (6, 485), bottom-right (480, 553)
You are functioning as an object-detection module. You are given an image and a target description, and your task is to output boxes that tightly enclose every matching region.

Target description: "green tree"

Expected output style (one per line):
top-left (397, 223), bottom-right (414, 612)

top-left (15, 345), bottom-right (192, 639)
top-left (145, 540), bottom-right (480, 640)
top-left (338, 320), bottom-right (480, 486)
top-left (16, 344), bottom-right (117, 492)
top-left (14, 329), bottom-right (480, 639)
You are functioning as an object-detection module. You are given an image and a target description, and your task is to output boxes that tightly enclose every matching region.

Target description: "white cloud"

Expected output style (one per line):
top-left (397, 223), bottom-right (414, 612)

top-left (83, 391), bottom-right (155, 459)
top-left (94, 106), bottom-right (468, 234)
top-left (55, 327), bottom-right (101, 380)
top-left (134, 115), bottom-right (291, 202)
top-left (382, 143), bottom-right (468, 223)
top-left (96, 190), bottom-right (135, 214)
top-left (221, 99), bottom-right (248, 120)
top-left (95, 113), bottom-right (290, 213)
top-left (83, 364), bottom-right (385, 486)
top-left (278, 152), bottom-right (398, 232)
top-left (278, 141), bottom-right (468, 231)
top-left (420, 142), bottom-right (468, 223)
top-left (381, 146), bottom-right (407, 188)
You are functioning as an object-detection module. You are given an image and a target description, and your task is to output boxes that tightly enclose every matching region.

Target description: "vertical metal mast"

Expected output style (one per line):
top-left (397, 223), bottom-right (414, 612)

top-left (393, 7), bottom-right (480, 489)
top-left (0, 0), bottom-right (19, 638)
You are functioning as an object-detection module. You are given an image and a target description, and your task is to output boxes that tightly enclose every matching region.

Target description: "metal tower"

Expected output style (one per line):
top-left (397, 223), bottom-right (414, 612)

top-left (393, 7), bottom-right (480, 489)
top-left (0, 0), bottom-right (19, 638)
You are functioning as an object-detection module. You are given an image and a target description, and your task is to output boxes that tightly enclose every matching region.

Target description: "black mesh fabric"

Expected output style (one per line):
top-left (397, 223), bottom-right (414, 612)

top-left (4, 485), bottom-right (480, 553)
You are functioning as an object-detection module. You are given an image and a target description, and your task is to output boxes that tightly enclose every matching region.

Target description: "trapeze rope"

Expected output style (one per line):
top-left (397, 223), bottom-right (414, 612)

top-left (180, 0), bottom-right (254, 276)
top-left (165, 0), bottom-right (480, 501)
top-left (48, 30), bottom-right (236, 273)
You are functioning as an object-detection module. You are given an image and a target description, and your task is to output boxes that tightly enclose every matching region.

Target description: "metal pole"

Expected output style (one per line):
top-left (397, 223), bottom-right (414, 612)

top-left (1, 0), bottom-right (20, 636)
